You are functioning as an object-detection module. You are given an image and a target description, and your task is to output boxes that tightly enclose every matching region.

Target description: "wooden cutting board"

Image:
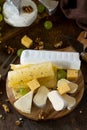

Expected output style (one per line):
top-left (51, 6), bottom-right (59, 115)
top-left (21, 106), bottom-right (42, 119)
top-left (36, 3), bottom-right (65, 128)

top-left (6, 69), bottom-right (84, 121)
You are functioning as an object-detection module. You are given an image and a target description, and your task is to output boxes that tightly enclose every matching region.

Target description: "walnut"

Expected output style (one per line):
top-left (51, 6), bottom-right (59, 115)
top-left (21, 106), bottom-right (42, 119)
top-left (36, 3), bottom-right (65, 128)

top-left (2, 104), bottom-right (10, 113)
top-left (22, 5), bottom-right (33, 13)
top-left (54, 41), bottom-right (63, 48)
top-left (15, 120), bottom-right (21, 126)
top-left (15, 118), bottom-right (23, 126)
top-left (38, 110), bottom-right (46, 120)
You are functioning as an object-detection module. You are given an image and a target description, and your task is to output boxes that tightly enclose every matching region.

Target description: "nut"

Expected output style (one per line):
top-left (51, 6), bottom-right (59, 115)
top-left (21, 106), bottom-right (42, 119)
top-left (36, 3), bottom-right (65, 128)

top-left (54, 41), bottom-right (63, 48)
top-left (15, 120), bottom-right (21, 126)
top-left (2, 104), bottom-right (10, 113)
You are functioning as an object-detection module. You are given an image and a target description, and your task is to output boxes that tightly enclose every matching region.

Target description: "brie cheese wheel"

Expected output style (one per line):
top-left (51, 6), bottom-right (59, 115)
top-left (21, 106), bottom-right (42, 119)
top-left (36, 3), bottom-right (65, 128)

top-left (14, 91), bottom-right (33, 113)
top-left (47, 90), bottom-right (67, 111)
top-left (3, 0), bottom-right (37, 27)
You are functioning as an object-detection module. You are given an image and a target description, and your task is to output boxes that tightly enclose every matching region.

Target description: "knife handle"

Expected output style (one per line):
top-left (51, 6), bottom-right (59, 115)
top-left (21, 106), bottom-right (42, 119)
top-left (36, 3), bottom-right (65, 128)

top-left (81, 52), bottom-right (87, 62)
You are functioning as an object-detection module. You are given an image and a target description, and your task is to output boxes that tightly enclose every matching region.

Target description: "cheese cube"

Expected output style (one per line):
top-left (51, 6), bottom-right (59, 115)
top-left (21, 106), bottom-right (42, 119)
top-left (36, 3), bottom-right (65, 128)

top-left (27, 79), bottom-right (40, 91)
top-left (67, 69), bottom-right (78, 80)
top-left (21, 35), bottom-right (33, 48)
top-left (57, 79), bottom-right (71, 95)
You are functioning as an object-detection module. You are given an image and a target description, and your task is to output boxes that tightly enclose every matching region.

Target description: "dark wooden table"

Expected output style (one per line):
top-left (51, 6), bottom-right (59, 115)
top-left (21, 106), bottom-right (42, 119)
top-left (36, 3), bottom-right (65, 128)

top-left (0, 3), bottom-right (87, 130)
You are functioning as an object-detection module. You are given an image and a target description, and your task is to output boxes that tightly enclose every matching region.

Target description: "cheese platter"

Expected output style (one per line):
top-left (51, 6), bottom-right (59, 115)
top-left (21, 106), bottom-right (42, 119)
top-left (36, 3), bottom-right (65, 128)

top-left (6, 50), bottom-right (84, 121)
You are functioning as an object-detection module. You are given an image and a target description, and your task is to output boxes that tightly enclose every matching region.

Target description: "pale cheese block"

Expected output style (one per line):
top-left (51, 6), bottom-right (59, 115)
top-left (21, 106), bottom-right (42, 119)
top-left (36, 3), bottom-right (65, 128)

top-left (62, 94), bottom-right (76, 110)
top-left (47, 90), bottom-right (67, 111)
top-left (14, 91), bottom-right (33, 113)
top-left (7, 62), bottom-right (55, 88)
top-left (20, 50), bottom-right (81, 70)
top-left (33, 86), bottom-right (49, 108)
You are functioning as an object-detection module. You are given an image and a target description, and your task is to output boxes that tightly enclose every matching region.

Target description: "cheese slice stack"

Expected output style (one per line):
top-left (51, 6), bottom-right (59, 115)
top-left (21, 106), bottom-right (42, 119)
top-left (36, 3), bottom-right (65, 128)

top-left (8, 62), bottom-right (55, 87)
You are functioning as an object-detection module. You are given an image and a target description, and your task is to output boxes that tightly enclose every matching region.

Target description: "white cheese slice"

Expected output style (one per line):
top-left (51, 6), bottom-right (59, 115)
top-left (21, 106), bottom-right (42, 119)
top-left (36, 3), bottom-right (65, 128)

top-left (62, 94), bottom-right (76, 110)
top-left (14, 91), bottom-right (33, 113)
top-left (20, 50), bottom-right (81, 70)
top-left (47, 90), bottom-right (67, 111)
top-left (33, 86), bottom-right (49, 108)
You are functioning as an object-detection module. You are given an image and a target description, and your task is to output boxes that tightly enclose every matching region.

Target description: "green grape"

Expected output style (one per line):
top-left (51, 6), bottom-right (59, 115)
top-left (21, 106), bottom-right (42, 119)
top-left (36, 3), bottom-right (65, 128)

top-left (44, 20), bottom-right (53, 30)
top-left (57, 69), bottom-right (67, 80)
top-left (0, 13), bottom-right (3, 22)
top-left (17, 49), bottom-right (23, 57)
top-left (37, 4), bottom-right (45, 13)
top-left (19, 88), bottom-right (28, 96)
